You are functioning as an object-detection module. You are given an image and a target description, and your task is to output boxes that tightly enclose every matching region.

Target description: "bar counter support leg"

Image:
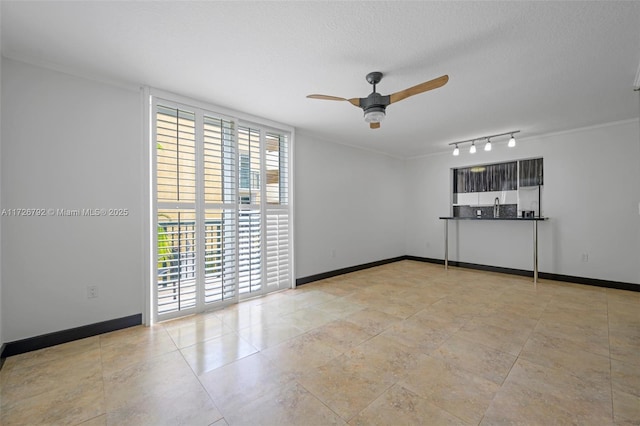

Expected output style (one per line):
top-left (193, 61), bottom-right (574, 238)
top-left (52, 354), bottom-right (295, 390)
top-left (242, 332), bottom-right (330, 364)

top-left (533, 220), bottom-right (538, 286)
top-left (444, 219), bottom-right (449, 270)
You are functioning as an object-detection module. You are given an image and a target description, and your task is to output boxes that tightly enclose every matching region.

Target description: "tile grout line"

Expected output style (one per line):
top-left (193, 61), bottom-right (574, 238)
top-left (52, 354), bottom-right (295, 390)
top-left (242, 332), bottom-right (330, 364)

top-left (177, 326), bottom-right (227, 426)
top-left (294, 378), bottom-right (352, 423)
top-left (606, 290), bottom-right (615, 425)
top-left (97, 334), bottom-right (108, 424)
top-left (478, 284), bottom-right (551, 425)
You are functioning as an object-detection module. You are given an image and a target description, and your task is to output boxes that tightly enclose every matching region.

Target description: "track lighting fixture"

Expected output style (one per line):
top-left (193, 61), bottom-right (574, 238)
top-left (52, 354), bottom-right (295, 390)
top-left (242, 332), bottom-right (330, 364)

top-left (450, 130), bottom-right (520, 156)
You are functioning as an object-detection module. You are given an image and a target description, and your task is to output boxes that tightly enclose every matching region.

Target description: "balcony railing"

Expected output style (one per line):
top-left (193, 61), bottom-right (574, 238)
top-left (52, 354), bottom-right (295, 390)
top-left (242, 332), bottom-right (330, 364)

top-left (157, 214), bottom-right (262, 315)
top-left (157, 219), bottom-right (225, 314)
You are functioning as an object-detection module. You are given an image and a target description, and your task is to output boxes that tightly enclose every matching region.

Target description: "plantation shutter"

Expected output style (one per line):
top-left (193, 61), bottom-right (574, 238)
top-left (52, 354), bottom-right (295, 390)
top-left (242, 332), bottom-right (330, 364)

top-left (156, 106), bottom-right (197, 314)
top-left (265, 133), bottom-right (290, 289)
top-left (237, 126), bottom-right (262, 295)
top-left (266, 212), bottom-right (290, 288)
top-left (203, 115), bottom-right (237, 303)
top-left (152, 92), bottom-right (292, 321)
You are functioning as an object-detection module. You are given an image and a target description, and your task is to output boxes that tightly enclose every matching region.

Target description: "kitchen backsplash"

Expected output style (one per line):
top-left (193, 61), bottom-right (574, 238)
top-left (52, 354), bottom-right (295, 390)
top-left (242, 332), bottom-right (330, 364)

top-left (453, 204), bottom-right (518, 218)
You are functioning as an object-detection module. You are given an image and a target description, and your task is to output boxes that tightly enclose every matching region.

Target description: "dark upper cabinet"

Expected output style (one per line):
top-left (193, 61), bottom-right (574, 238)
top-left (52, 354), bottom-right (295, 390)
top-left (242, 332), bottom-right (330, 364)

top-left (519, 158), bottom-right (544, 187)
top-left (454, 158), bottom-right (543, 193)
top-left (454, 161), bottom-right (518, 193)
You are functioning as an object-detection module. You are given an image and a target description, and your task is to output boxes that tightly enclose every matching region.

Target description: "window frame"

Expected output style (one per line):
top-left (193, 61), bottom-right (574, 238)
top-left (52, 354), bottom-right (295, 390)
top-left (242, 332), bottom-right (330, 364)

top-left (143, 87), bottom-right (295, 325)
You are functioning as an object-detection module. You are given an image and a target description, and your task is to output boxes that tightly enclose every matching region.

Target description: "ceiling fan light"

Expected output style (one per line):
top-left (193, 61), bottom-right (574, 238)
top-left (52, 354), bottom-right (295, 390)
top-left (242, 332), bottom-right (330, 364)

top-left (484, 139), bottom-right (492, 151)
top-left (508, 135), bottom-right (516, 147)
top-left (364, 107), bottom-right (386, 123)
top-left (453, 145), bottom-right (459, 156)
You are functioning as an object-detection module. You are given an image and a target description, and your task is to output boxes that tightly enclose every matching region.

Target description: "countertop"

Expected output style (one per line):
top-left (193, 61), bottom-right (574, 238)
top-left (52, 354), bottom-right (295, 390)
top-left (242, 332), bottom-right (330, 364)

top-left (439, 216), bottom-right (548, 221)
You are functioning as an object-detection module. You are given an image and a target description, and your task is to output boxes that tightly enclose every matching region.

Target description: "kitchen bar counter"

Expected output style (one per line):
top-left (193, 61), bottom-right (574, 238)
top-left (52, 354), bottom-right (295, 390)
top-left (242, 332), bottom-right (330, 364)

top-left (438, 216), bottom-right (548, 220)
top-left (439, 216), bottom-right (548, 284)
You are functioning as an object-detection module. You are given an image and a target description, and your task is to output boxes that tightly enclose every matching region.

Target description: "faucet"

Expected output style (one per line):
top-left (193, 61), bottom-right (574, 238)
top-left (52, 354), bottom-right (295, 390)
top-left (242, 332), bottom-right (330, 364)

top-left (493, 197), bottom-right (500, 218)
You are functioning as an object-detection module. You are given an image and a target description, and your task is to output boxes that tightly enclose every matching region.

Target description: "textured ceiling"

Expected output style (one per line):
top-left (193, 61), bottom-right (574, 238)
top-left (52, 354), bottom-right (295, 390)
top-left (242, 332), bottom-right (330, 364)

top-left (2, 1), bottom-right (639, 157)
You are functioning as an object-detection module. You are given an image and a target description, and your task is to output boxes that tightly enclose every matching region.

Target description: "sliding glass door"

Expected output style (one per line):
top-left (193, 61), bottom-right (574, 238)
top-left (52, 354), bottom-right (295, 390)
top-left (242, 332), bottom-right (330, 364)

top-left (152, 96), bottom-right (291, 321)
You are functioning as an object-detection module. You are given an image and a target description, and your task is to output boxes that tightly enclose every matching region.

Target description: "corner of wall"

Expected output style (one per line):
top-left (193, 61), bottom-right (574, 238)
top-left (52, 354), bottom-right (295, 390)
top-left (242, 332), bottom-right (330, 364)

top-left (637, 90), bottom-right (640, 285)
top-left (294, 133), bottom-right (407, 278)
top-left (0, 2), bottom-right (5, 349)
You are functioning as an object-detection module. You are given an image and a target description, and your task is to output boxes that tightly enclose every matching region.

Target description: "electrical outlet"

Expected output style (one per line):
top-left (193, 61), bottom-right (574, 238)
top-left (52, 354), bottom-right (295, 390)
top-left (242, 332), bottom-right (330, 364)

top-left (87, 285), bottom-right (99, 299)
top-left (581, 253), bottom-right (589, 263)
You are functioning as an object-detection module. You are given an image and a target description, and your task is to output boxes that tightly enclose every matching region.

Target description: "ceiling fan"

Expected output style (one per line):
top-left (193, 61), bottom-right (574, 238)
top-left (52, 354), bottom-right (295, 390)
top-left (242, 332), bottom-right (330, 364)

top-left (307, 72), bottom-right (449, 129)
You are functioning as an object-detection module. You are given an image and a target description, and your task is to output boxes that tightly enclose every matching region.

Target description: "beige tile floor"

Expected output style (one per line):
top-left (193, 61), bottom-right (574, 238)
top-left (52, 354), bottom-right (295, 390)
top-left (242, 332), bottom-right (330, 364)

top-left (1, 260), bottom-right (639, 425)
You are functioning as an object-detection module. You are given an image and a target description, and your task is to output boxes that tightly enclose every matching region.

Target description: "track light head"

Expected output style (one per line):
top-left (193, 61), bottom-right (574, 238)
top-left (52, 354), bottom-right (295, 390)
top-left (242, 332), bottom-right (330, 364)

top-left (447, 130), bottom-right (519, 155)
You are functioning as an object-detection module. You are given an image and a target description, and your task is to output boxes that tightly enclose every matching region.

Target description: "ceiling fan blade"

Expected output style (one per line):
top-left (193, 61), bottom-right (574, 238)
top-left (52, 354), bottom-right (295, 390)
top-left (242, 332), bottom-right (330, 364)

top-left (389, 75), bottom-right (449, 104)
top-left (370, 122), bottom-right (381, 129)
top-left (307, 94), bottom-right (360, 107)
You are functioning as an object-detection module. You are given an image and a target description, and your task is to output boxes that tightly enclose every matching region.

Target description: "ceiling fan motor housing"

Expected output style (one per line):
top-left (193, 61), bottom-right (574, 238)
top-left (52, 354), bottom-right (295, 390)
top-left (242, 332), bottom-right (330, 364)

top-left (362, 92), bottom-right (390, 122)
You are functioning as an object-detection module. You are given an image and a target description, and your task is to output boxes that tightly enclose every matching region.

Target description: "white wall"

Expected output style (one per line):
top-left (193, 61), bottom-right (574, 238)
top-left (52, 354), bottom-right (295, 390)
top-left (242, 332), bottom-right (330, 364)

top-left (0, 3), bottom-right (4, 348)
top-left (405, 120), bottom-right (640, 285)
top-left (1, 58), bottom-right (143, 341)
top-left (295, 133), bottom-right (406, 278)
